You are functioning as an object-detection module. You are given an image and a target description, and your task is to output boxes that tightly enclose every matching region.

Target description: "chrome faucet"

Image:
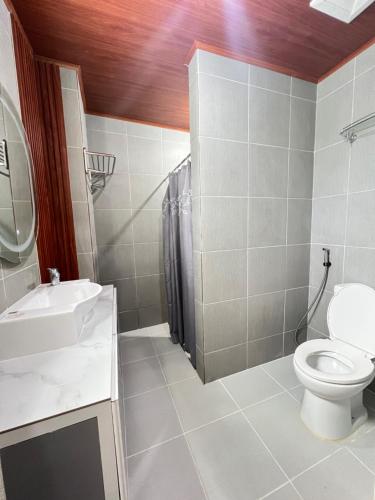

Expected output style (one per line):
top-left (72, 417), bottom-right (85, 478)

top-left (48, 268), bottom-right (60, 286)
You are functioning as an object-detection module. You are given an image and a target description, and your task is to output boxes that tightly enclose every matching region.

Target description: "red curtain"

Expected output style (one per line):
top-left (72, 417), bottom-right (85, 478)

top-left (11, 15), bottom-right (78, 282)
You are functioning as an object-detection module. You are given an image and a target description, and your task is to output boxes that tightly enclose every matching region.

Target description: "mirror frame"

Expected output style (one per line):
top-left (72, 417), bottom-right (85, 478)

top-left (0, 83), bottom-right (38, 255)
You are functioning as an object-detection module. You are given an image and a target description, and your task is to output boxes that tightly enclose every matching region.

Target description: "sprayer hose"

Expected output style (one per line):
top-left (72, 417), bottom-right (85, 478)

top-left (294, 266), bottom-right (329, 346)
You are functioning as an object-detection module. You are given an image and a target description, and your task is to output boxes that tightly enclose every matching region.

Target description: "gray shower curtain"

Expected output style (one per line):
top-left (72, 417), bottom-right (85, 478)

top-left (162, 162), bottom-right (196, 367)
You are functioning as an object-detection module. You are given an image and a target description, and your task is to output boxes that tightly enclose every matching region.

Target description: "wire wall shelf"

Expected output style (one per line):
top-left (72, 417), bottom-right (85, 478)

top-left (83, 147), bottom-right (116, 194)
top-left (340, 112), bottom-right (375, 143)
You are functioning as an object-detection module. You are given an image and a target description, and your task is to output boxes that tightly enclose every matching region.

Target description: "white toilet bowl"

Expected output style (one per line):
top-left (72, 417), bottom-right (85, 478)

top-left (293, 283), bottom-right (375, 440)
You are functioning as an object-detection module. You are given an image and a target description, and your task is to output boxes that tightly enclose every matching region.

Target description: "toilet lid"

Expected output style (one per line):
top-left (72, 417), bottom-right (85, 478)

top-left (327, 283), bottom-right (375, 356)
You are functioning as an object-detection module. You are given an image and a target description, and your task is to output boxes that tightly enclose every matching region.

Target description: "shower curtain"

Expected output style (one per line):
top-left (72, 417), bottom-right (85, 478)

top-left (162, 162), bottom-right (196, 367)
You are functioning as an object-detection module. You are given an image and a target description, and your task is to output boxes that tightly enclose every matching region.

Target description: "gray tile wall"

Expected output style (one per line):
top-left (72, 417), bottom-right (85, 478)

top-left (86, 115), bottom-right (190, 332)
top-left (60, 68), bottom-right (97, 282)
top-left (308, 44), bottom-right (375, 341)
top-left (0, 1), bottom-right (40, 315)
top-left (190, 50), bottom-right (316, 382)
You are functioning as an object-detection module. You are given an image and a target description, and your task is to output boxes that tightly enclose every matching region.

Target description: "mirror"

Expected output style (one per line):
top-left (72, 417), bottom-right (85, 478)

top-left (0, 83), bottom-right (37, 263)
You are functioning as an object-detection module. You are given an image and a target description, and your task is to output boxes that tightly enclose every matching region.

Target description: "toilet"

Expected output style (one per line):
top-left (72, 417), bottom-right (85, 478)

top-left (293, 283), bottom-right (375, 440)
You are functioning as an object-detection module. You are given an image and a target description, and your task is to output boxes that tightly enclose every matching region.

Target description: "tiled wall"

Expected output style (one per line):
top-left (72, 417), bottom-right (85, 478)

top-left (308, 43), bottom-right (375, 339)
top-left (86, 115), bottom-right (190, 332)
top-left (60, 67), bottom-right (97, 281)
top-left (0, 0), bottom-right (40, 315)
top-left (189, 50), bottom-right (316, 382)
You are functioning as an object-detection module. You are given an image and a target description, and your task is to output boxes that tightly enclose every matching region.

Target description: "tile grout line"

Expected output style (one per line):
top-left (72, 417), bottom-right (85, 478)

top-left (283, 75), bottom-right (293, 356)
top-left (153, 350), bottom-right (211, 500)
top-left (246, 63), bottom-right (251, 369)
top-left (125, 130), bottom-right (141, 330)
top-left (289, 448), bottom-right (343, 482)
top-left (218, 379), bottom-right (299, 497)
top-left (345, 446), bottom-right (375, 477)
top-left (341, 57), bottom-right (356, 284)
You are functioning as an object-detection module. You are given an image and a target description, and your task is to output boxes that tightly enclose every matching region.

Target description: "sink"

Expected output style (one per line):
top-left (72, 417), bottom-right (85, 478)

top-left (0, 280), bottom-right (102, 361)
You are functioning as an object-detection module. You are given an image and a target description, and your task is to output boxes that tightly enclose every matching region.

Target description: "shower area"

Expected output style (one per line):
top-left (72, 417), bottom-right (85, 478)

top-left (86, 46), bottom-right (375, 385)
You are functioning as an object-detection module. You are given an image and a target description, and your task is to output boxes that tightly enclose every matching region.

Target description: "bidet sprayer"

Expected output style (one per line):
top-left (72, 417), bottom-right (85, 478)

top-left (322, 248), bottom-right (331, 268)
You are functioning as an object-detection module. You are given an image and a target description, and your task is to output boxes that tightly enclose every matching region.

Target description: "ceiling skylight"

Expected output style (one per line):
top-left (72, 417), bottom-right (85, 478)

top-left (310, 0), bottom-right (375, 22)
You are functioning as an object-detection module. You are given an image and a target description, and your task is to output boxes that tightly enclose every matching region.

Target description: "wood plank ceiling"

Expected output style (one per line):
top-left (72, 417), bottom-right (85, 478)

top-left (10, 0), bottom-right (375, 130)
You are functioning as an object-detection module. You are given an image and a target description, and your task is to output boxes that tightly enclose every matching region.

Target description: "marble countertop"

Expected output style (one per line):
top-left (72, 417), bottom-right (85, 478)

top-left (0, 285), bottom-right (116, 433)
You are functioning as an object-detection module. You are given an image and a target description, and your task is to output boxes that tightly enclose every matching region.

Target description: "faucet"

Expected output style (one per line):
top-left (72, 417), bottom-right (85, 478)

top-left (48, 268), bottom-right (60, 286)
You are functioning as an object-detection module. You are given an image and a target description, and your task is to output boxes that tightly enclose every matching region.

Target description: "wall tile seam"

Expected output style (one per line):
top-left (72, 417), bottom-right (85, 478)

top-left (87, 128), bottom-right (187, 144)
top-left (87, 128), bottom-right (126, 137)
top-left (316, 78), bottom-right (354, 105)
top-left (197, 70), bottom-right (316, 104)
top-left (354, 60), bottom-right (375, 80)
top-left (201, 195), bottom-right (312, 200)
top-left (246, 68), bottom-right (250, 368)
top-left (2, 262), bottom-right (39, 281)
top-left (341, 58), bottom-right (357, 284)
top-left (195, 285), bottom-right (310, 308)
top-left (118, 304), bottom-right (166, 314)
top-left (204, 341), bottom-right (248, 355)
top-left (315, 188), bottom-right (375, 200)
top-left (317, 56), bottom-right (375, 104)
top-left (308, 325), bottom-right (329, 338)
top-left (198, 136), bottom-right (314, 153)
top-left (311, 139), bottom-right (347, 154)
top-left (205, 333), bottom-right (291, 356)
top-left (199, 243), bottom-right (313, 252)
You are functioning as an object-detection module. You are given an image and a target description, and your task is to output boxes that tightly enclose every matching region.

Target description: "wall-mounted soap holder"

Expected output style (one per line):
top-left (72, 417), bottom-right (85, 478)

top-left (83, 147), bottom-right (116, 194)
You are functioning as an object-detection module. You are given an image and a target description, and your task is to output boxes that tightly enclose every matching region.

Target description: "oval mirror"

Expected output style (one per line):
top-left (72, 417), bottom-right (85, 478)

top-left (0, 83), bottom-right (37, 263)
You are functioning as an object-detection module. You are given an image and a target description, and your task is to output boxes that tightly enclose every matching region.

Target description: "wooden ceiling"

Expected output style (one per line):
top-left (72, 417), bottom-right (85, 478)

top-left (10, 0), bottom-right (375, 130)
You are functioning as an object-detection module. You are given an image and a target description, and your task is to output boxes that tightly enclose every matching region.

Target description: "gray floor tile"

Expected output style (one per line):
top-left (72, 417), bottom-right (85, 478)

top-left (119, 337), bottom-right (156, 365)
top-left (288, 385), bottom-right (304, 402)
top-left (345, 417), bottom-right (375, 474)
top-left (151, 337), bottom-right (181, 355)
top-left (124, 387), bottom-right (182, 455)
top-left (263, 483), bottom-right (301, 500)
top-left (186, 413), bottom-right (286, 500)
top-left (123, 357), bottom-right (165, 397)
top-left (262, 355), bottom-right (300, 389)
top-left (169, 377), bottom-right (237, 431)
top-left (244, 393), bottom-right (338, 477)
top-left (127, 437), bottom-right (206, 500)
top-left (293, 449), bottom-right (374, 500)
top-left (221, 366), bottom-right (284, 408)
top-left (159, 350), bottom-right (196, 383)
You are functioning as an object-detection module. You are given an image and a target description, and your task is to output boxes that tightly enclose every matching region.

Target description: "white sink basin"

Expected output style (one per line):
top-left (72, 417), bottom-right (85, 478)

top-left (0, 280), bottom-right (102, 361)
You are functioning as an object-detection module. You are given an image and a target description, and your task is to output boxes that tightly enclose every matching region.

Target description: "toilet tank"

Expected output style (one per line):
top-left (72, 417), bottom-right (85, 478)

top-left (328, 283), bottom-right (375, 356)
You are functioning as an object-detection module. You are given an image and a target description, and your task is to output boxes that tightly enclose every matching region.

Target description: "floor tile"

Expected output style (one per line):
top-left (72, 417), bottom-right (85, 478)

top-left (124, 387), bottom-right (182, 455)
top-left (221, 366), bottom-right (284, 408)
top-left (244, 392), bottom-right (338, 477)
top-left (123, 357), bottom-right (165, 397)
top-left (345, 422), bottom-right (375, 474)
top-left (288, 385), bottom-right (304, 402)
top-left (293, 449), bottom-right (374, 500)
top-left (186, 413), bottom-right (286, 500)
top-left (127, 437), bottom-right (206, 500)
top-left (169, 377), bottom-right (237, 431)
top-left (159, 350), bottom-right (196, 383)
top-left (262, 355), bottom-right (300, 389)
top-left (263, 483), bottom-right (301, 500)
top-left (119, 337), bottom-right (156, 365)
top-left (151, 337), bottom-right (181, 355)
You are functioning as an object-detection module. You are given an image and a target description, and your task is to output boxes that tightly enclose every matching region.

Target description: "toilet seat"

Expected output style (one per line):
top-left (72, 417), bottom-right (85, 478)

top-left (294, 339), bottom-right (374, 385)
